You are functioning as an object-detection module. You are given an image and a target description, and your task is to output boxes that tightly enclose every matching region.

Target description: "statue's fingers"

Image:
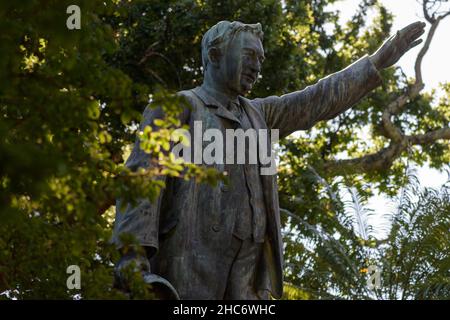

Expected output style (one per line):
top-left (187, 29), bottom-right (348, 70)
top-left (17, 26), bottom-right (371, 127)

top-left (400, 22), bottom-right (419, 35)
top-left (406, 21), bottom-right (425, 32)
top-left (411, 25), bottom-right (425, 39)
top-left (402, 21), bottom-right (425, 39)
top-left (405, 32), bottom-right (422, 46)
top-left (405, 26), bottom-right (425, 45)
top-left (407, 38), bottom-right (423, 50)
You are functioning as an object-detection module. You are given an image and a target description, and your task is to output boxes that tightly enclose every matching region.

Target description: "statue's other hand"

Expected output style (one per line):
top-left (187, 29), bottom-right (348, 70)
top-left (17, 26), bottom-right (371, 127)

top-left (114, 250), bottom-right (151, 291)
top-left (370, 21), bottom-right (426, 70)
top-left (114, 250), bottom-right (180, 299)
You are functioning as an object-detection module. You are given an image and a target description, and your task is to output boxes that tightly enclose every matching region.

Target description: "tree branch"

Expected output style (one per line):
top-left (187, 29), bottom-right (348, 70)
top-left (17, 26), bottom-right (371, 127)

top-left (407, 127), bottom-right (450, 144)
top-left (322, 126), bottom-right (449, 176)
top-left (381, 11), bottom-right (441, 141)
top-left (415, 12), bottom-right (443, 85)
top-left (321, 3), bottom-right (449, 177)
top-left (321, 142), bottom-right (406, 176)
top-left (423, 0), bottom-right (436, 23)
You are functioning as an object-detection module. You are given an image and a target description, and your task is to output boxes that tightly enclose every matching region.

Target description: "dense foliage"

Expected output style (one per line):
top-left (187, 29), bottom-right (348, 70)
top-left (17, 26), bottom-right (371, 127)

top-left (0, 0), bottom-right (448, 299)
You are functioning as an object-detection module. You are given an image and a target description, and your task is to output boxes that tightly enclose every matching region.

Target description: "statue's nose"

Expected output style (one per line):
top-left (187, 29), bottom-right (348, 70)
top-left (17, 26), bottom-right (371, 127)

top-left (249, 64), bottom-right (260, 76)
top-left (253, 60), bottom-right (261, 73)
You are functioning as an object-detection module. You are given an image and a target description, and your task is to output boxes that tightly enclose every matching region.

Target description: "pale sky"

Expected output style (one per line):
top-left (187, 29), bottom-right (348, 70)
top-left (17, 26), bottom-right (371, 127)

top-left (328, 0), bottom-right (449, 238)
top-left (331, 0), bottom-right (450, 91)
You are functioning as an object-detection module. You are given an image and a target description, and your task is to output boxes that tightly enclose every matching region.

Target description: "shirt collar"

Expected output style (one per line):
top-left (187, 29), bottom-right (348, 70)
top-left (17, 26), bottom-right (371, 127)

top-left (192, 85), bottom-right (242, 124)
top-left (194, 85), bottom-right (240, 109)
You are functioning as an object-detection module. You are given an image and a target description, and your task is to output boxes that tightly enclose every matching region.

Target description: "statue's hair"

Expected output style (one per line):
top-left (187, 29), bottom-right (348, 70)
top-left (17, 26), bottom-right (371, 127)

top-left (201, 21), bottom-right (264, 71)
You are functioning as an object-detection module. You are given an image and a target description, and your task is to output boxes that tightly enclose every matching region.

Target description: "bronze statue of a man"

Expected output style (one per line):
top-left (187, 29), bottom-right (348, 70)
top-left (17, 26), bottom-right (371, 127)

top-left (112, 20), bottom-right (425, 299)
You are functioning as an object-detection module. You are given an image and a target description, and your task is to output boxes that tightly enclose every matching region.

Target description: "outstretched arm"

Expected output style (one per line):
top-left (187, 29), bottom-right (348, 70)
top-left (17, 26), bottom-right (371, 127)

top-left (254, 21), bottom-right (426, 139)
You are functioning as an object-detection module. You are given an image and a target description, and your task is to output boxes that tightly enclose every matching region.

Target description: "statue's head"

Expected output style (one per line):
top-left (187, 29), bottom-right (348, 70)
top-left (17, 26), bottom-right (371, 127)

top-left (201, 21), bottom-right (265, 96)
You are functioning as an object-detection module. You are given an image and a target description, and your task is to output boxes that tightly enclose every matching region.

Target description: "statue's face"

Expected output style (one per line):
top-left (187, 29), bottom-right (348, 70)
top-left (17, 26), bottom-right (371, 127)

top-left (222, 31), bottom-right (265, 95)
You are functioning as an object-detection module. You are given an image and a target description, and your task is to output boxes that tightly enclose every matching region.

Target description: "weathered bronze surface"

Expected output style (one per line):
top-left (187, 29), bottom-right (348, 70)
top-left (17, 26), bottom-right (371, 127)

top-left (113, 20), bottom-right (425, 300)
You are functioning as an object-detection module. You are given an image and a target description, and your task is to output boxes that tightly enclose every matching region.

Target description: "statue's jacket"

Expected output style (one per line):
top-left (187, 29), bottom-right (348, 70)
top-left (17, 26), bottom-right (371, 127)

top-left (112, 55), bottom-right (382, 299)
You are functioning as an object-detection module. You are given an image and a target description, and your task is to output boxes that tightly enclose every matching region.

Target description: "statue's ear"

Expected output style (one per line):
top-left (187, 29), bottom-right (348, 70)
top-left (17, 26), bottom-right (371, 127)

top-left (207, 47), bottom-right (222, 68)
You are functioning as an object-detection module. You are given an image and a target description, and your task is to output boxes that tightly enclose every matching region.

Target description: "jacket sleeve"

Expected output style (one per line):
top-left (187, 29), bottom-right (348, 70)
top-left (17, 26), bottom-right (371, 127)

top-left (251, 55), bottom-right (382, 139)
top-left (112, 96), bottom-right (191, 255)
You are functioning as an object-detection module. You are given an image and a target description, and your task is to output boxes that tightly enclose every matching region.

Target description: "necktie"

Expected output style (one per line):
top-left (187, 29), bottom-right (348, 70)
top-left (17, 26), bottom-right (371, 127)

top-left (229, 101), bottom-right (242, 120)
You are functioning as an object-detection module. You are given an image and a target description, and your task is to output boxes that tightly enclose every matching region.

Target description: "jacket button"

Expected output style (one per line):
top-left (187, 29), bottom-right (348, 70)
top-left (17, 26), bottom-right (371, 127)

top-left (212, 225), bottom-right (220, 232)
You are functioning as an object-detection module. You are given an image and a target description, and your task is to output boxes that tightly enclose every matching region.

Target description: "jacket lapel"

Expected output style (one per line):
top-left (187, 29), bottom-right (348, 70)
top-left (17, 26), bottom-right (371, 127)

top-left (238, 96), bottom-right (267, 131)
top-left (192, 87), bottom-right (241, 124)
top-left (240, 96), bottom-right (284, 298)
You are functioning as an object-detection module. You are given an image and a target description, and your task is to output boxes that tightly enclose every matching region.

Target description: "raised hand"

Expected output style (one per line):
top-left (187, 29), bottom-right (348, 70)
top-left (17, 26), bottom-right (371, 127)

top-left (370, 21), bottom-right (426, 70)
